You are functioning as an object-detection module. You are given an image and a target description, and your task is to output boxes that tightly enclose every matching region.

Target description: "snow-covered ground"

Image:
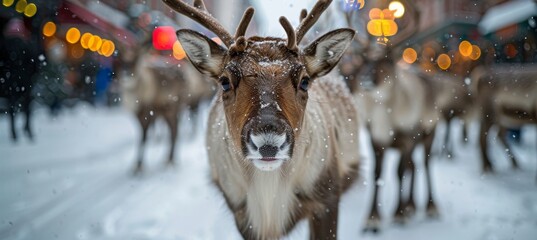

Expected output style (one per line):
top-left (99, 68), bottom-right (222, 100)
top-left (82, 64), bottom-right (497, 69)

top-left (1, 105), bottom-right (536, 240)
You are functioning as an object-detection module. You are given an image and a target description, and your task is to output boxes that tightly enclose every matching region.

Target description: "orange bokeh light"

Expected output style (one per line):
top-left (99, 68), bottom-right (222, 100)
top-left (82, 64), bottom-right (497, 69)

top-left (437, 53), bottom-right (451, 70)
top-left (100, 40), bottom-right (115, 57)
top-left (66, 28), bottom-right (81, 44)
top-left (459, 41), bottom-right (472, 57)
top-left (173, 41), bottom-right (186, 60)
top-left (80, 33), bottom-right (93, 49)
top-left (470, 45), bottom-right (481, 60)
top-left (88, 35), bottom-right (102, 51)
top-left (402, 48), bottom-right (417, 64)
top-left (42, 21), bottom-right (56, 37)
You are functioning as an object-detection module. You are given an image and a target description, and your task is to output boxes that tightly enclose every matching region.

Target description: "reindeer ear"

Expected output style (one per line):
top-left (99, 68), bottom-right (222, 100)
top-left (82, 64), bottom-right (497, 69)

top-left (176, 29), bottom-right (227, 79)
top-left (302, 29), bottom-right (355, 78)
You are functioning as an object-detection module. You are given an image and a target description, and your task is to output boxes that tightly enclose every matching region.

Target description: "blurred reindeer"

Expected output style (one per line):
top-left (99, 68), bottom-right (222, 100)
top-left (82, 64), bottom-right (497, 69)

top-left (423, 70), bottom-right (476, 159)
top-left (337, 0), bottom-right (478, 232)
top-left (117, 40), bottom-right (213, 174)
top-left (471, 64), bottom-right (537, 179)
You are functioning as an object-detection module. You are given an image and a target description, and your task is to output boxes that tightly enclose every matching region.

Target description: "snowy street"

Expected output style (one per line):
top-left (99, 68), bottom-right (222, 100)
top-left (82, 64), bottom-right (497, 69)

top-left (1, 105), bottom-right (536, 240)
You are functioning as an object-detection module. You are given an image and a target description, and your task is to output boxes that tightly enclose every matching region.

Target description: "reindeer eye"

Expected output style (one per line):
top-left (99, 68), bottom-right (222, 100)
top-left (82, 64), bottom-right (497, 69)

top-left (299, 77), bottom-right (310, 91)
top-left (219, 76), bottom-right (231, 92)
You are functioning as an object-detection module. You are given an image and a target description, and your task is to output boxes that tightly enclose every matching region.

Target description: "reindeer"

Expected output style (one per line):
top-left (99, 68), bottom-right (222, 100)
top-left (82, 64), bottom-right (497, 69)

top-left (471, 64), bottom-right (537, 177)
top-left (337, 1), bottom-right (447, 232)
top-left (421, 70), bottom-right (476, 159)
top-left (118, 40), bottom-right (211, 173)
top-left (162, 0), bottom-right (360, 239)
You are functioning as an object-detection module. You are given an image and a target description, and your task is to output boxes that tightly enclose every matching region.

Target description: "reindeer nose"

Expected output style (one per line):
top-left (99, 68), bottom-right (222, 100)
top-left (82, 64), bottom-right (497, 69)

top-left (259, 145), bottom-right (278, 158)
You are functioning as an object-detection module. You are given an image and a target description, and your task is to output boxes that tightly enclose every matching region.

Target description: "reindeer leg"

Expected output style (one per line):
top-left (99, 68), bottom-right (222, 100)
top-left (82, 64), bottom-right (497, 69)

top-left (405, 147), bottom-right (417, 218)
top-left (461, 120), bottom-right (468, 143)
top-left (134, 109), bottom-right (154, 175)
top-left (424, 129), bottom-right (439, 218)
top-left (480, 119), bottom-right (494, 173)
top-left (497, 126), bottom-right (519, 170)
top-left (8, 106), bottom-right (17, 142)
top-left (393, 151), bottom-right (408, 224)
top-left (164, 109), bottom-right (179, 166)
top-left (363, 142), bottom-right (384, 233)
top-left (23, 99), bottom-right (33, 141)
top-left (443, 119), bottom-right (453, 159)
top-left (309, 196), bottom-right (340, 240)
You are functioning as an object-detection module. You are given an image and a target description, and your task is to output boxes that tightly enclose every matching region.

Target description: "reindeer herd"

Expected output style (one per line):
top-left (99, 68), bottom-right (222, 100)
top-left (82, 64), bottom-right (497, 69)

top-left (2, 0), bottom-right (534, 239)
top-left (143, 0), bottom-right (534, 239)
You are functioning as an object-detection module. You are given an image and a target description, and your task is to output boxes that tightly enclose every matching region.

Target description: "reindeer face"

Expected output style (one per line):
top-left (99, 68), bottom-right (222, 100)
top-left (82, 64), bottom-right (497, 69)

top-left (165, 0), bottom-right (353, 171)
top-left (220, 38), bottom-right (304, 171)
top-left (177, 30), bottom-right (354, 171)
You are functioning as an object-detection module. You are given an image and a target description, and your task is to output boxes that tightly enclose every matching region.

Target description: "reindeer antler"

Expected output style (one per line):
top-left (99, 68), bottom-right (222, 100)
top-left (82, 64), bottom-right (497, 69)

top-left (162, 0), bottom-right (254, 50)
top-left (235, 7), bottom-right (255, 39)
top-left (279, 17), bottom-right (297, 51)
top-left (279, 0), bottom-right (333, 51)
top-left (295, 0), bottom-right (333, 43)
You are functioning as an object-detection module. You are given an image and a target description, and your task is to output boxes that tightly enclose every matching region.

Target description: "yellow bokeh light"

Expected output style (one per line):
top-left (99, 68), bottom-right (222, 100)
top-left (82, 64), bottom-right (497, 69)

top-left (15, 0), bottom-right (26, 13)
top-left (459, 40), bottom-right (472, 57)
top-left (42, 21), bottom-right (56, 37)
top-left (100, 40), bottom-right (115, 57)
top-left (3, 0), bottom-right (15, 7)
top-left (66, 28), bottom-right (81, 44)
top-left (173, 41), bottom-right (186, 60)
top-left (402, 48), bottom-right (417, 64)
top-left (88, 35), bottom-right (102, 51)
top-left (24, 3), bottom-right (37, 17)
top-left (80, 33), bottom-right (93, 49)
top-left (437, 53), bottom-right (451, 70)
top-left (389, 1), bottom-right (405, 18)
top-left (470, 45), bottom-right (481, 60)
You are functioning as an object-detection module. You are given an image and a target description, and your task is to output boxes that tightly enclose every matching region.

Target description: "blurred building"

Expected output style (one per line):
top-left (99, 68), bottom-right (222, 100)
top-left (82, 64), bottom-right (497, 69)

top-left (479, 0), bottom-right (537, 63)
top-left (400, 0), bottom-right (537, 76)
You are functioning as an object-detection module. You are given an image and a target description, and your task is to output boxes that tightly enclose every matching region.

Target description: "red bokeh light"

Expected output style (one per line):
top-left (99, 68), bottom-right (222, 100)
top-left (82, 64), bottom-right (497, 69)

top-left (153, 26), bottom-right (176, 50)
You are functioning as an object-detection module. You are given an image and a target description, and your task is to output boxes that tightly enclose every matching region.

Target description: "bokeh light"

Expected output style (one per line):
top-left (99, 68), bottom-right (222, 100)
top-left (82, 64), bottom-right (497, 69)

top-left (459, 40), bottom-right (472, 57)
top-left (80, 33), bottom-right (93, 49)
top-left (66, 27), bottom-right (81, 44)
top-left (402, 48), bottom-right (417, 64)
top-left (437, 53), bottom-right (451, 70)
top-left (422, 47), bottom-right (436, 61)
top-left (23, 3), bottom-right (37, 17)
top-left (100, 40), bottom-right (115, 57)
top-left (504, 43), bottom-right (518, 58)
top-left (3, 0), bottom-right (14, 7)
top-left (389, 1), bottom-right (405, 18)
top-left (42, 21), bottom-right (56, 37)
top-left (173, 41), bottom-right (186, 60)
top-left (88, 35), bottom-right (103, 52)
top-left (153, 26), bottom-right (176, 50)
top-left (69, 42), bottom-right (85, 59)
top-left (15, 0), bottom-right (26, 13)
top-left (470, 45), bottom-right (481, 60)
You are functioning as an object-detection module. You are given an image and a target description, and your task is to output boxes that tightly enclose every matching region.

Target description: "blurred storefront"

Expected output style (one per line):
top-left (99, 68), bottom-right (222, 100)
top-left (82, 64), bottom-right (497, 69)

top-left (479, 0), bottom-right (537, 63)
